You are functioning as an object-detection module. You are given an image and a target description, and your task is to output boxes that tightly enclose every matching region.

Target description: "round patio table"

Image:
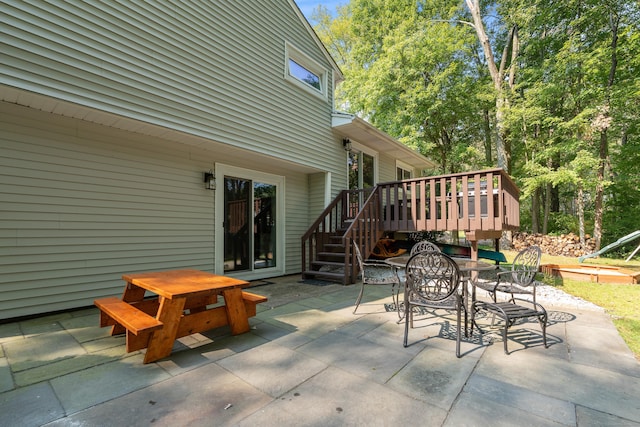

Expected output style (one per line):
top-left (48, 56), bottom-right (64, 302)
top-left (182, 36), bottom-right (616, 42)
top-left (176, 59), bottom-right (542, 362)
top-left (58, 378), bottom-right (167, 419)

top-left (385, 255), bottom-right (497, 321)
top-left (385, 255), bottom-right (495, 273)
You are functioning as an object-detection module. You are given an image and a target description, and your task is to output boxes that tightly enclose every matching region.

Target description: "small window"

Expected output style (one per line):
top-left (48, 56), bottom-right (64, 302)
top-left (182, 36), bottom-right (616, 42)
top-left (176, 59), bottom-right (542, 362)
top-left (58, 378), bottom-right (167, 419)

top-left (285, 42), bottom-right (327, 99)
top-left (289, 59), bottom-right (321, 90)
top-left (397, 164), bottom-right (412, 181)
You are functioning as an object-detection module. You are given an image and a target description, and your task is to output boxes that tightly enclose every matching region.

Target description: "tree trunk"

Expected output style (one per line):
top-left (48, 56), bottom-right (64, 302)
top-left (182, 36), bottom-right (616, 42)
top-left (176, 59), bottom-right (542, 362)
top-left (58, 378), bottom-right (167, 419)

top-left (543, 183), bottom-right (551, 235)
top-left (543, 158), bottom-right (552, 234)
top-left (577, 184), bottom-right (586, 246)
top-left (593, 130), bottom-right (607, 250)
top-left (593, 9), bottom-right (619, 251)
top-left (531, 187), bottom-right (540, 233)
top-left (465, 0), bottom-right (515, 173)
top-left (483, 109), bottom-right (492, 163)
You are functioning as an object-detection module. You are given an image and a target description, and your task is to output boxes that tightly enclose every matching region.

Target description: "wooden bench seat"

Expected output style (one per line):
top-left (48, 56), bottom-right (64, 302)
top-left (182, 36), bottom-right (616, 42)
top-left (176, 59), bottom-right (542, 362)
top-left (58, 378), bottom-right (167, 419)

top-left (242, 291), bottom-right (268, 317)
top-left (242, 291), bottom-right (268, 304)
top-left (95, 297), bottom-right (163, 335)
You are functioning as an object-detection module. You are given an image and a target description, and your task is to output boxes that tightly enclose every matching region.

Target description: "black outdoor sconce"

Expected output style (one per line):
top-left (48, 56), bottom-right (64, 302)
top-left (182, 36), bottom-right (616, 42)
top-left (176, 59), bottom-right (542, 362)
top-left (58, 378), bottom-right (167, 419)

top-left (204, 170), bottom-right (216, 190)
top-left (342, 138), bottom-right (352, 152)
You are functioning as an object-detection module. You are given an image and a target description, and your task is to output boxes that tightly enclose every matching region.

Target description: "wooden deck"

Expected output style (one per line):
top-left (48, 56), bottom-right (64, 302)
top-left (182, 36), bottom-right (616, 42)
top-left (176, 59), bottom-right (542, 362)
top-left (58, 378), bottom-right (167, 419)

top-left (302, 168), bottom-right (520, 285)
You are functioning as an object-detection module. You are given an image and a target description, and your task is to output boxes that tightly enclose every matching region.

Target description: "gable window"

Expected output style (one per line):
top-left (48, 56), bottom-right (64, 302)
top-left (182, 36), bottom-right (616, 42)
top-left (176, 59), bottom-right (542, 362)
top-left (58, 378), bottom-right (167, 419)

top-left (289, 59), bottom-right (320, 90)
top-left (285, 42), bottom-right (327, 99)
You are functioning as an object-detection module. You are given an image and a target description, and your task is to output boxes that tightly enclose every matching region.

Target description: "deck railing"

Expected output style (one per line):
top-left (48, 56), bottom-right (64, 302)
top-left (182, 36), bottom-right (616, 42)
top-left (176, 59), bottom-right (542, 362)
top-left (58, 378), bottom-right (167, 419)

top-left (342, 189), bottom-right (385, 283)
top-left (302, 168), bottom-right (519, 285)
top-left (377, 168), bottom-right (519, 233)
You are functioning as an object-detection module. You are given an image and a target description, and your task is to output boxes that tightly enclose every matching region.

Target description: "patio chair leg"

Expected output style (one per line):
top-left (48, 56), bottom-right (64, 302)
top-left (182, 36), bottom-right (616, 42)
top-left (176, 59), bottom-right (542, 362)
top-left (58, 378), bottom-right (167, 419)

top-left (456, 307), bottom-right (461, 358)
top-left (502, 323), bottom-right (509, 354)
top-left (403, 302), bottom-right (410, 347)
top-left (392, 284), bottom-right (405, 321)
top-left (538, 313), bottom-right (549, 348)
top-left (353, 282), bottom-right (365, 314)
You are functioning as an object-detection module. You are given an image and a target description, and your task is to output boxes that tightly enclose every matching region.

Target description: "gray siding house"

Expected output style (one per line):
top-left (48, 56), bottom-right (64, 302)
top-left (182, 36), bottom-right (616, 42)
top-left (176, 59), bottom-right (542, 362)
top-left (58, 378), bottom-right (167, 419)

top-left (0, 1), bottom-right (433, 320)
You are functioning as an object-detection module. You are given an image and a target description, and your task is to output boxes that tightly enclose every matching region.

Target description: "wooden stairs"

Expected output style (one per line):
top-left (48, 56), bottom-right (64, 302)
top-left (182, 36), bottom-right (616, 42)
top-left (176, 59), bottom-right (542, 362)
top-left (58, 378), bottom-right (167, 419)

top-left (304, 221), bottom-right (352, 283)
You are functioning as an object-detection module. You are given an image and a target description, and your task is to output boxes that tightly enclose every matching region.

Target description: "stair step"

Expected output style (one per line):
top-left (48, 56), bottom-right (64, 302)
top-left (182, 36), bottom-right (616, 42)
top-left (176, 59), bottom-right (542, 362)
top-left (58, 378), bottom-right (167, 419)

top-left (312, 261), bottom-right (345, 268)
top-left (324, 243), bottom-right (345, 250)
top-left (318, 252), bottom-right (345, 261)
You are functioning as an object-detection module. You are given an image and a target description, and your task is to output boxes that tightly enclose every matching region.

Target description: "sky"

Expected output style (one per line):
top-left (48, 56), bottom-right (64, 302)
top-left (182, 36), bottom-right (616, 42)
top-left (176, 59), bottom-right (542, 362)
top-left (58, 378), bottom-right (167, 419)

top-left (294, 0), bottom-right (344, 22)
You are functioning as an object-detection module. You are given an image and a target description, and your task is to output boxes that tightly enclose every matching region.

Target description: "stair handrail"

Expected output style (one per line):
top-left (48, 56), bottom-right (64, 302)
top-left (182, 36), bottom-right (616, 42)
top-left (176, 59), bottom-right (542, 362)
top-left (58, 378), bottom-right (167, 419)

top-left (342, 187), bottom-right (384, 284)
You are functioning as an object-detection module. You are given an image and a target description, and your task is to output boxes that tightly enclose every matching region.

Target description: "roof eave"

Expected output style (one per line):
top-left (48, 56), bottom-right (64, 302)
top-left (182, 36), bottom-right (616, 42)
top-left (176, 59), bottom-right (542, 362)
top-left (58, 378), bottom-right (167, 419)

top-left (332, 113), bottom-right (436, 170)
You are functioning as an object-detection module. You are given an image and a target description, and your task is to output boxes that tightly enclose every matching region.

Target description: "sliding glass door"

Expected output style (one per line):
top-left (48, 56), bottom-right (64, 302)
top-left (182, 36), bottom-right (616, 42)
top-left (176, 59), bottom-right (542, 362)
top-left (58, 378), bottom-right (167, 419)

top-left (216, 165), bottom-right (283, 278)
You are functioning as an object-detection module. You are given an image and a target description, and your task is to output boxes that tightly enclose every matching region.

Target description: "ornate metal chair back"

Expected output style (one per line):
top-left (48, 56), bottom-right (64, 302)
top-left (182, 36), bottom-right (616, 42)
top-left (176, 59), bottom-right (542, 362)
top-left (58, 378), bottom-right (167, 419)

top-left (405, 252), bottom-right (461, 303)
top-left (510, 246), bottom-right (542, 287)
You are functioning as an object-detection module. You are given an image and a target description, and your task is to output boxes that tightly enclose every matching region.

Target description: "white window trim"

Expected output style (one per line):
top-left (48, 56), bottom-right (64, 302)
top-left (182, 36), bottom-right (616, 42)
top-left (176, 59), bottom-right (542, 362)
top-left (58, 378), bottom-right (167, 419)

top-left (284, 42), bottom-right (328, 100)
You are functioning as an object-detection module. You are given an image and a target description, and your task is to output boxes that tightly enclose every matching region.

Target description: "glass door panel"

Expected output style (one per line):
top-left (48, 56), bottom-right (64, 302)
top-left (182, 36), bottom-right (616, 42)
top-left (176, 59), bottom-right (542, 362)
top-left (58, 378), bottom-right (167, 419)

top-left (347, 150), bottom-right (376, 211)
top-left (362, 152), bottom-right (374, 188)
top-left (224, 176), bottom-right (250, 272)
top-left (224, 177), bottom-right (277, 272)
top-left (253, 182), bottom-right (276, 269)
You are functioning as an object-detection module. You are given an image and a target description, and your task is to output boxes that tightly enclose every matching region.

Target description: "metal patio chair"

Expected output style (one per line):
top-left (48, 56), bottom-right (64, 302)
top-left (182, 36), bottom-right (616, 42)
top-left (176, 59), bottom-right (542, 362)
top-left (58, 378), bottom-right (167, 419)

top-left (409, 240), bottom-right (440, 256)
top-left (352, 242), bottom-right (399, 314)
top-left (472, 297), bottom-right (548, 354)
top-left (474, 246), bottom-right (542, 303)
top-left (403, 251), bottom-right (465, 357)
top-left (393, 240), bottom-right (442, 318)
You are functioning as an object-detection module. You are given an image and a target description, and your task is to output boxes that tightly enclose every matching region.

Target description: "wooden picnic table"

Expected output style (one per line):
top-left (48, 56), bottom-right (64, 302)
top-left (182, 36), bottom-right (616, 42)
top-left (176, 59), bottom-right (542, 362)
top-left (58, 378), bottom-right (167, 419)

top-left (95, 269), bottom-right (267, 363)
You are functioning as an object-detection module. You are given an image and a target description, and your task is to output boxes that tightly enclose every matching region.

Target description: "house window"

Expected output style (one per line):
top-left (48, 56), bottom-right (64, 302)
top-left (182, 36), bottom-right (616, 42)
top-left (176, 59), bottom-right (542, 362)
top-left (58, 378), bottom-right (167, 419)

top-left (348, 147), bottom-right (377, 190)
top-left (396, 162), bottom-right (412, 180)
top-left (285, 42), bottom-right (327, 99)
top-left (289, 59), bottom-right (320, 90)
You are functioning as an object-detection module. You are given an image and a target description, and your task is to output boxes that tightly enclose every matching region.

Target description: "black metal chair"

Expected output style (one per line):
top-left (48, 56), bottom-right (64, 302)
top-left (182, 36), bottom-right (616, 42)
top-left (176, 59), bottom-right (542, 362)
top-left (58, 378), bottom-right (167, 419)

top-left (393, 240), bottom-right (441, 315)
top-left (474, 246), bottom-right (542, 303)
top-left (352, 242), bottom-right (399, 314)
top-left (472, 298), bottom-right (548, 354)
top-left (409, 240), bottom-right (440, 256)
top-left (403, 252), bottom-right (465, 357)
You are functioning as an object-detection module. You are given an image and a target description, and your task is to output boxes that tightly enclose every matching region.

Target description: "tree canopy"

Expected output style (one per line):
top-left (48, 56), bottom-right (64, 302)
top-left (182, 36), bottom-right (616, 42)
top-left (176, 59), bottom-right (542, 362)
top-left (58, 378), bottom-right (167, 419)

top-left (312, 0), bottom-right (640, 252)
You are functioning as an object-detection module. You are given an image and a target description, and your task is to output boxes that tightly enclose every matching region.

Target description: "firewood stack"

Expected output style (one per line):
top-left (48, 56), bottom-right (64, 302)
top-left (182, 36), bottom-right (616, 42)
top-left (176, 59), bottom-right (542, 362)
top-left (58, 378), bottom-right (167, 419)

top-left (512, 232), bottom-right (596, 257)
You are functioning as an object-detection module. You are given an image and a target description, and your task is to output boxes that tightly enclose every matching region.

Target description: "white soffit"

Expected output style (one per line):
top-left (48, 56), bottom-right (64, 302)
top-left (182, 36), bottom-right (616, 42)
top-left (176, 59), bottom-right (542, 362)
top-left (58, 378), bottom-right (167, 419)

top-left (332, 112), bottom-right (436, 169)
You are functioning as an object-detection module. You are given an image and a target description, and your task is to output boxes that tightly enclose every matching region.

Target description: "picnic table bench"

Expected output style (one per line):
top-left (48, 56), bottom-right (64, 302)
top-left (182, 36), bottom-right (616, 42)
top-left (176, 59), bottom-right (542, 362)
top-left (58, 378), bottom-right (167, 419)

top-left (95, 269), bottom-right (267, 363)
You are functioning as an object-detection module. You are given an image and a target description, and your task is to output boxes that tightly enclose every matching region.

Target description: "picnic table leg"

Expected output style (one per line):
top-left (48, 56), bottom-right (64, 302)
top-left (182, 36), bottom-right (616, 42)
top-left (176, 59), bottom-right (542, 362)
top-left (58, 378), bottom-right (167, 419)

top-left (143, 296), bottom-right (186, 364)
top-left (110, 283), bottom-right (147, 336)
top-left (222, 288), bottom-right (250, 335)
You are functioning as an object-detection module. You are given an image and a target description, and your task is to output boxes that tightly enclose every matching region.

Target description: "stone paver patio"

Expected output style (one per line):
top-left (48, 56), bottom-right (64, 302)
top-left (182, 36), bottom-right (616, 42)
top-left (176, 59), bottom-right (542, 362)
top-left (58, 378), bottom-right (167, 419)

top-left (0, 275), bottom-right (639, 426)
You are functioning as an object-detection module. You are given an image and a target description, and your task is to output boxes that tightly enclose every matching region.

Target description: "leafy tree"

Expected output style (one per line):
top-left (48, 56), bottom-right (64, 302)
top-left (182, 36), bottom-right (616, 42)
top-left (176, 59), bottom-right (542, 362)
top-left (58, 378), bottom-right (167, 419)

top-left (315, 0), bottom-right (489, 173)
top-left (312, 0), bottom-right (640, 248)
top-left (506, 0), bottom-right (640, 249)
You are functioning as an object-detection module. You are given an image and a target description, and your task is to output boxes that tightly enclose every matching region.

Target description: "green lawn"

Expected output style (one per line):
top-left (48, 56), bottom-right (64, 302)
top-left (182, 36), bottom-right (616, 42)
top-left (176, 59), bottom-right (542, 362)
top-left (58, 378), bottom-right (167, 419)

top-left (501, 250), bottom-right (640, 360)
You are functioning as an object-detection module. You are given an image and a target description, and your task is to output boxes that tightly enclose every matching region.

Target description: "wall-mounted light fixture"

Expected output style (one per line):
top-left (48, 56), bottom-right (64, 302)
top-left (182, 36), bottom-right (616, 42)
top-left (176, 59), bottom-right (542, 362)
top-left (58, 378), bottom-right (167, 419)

top-left (342, 138), bottom-right (352, 152)
top-left (204, 170), bottom-right (216, 190)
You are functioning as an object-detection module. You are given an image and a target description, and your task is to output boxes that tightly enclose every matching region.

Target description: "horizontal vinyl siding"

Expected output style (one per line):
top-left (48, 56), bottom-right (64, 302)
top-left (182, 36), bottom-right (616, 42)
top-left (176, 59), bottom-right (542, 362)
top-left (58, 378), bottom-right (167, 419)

top-left (283, 171), bottom-right (309, 274)
top-left (0, 104), bottom-right (216, 319)
top-left (0, 101), bottom-right (317, 320)
top-left (308, 172), bottom-right (328, 225)
top-left (378, 153), bottom-right (398, 183)
top-left (1, 0), bottom-right (343, 174)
